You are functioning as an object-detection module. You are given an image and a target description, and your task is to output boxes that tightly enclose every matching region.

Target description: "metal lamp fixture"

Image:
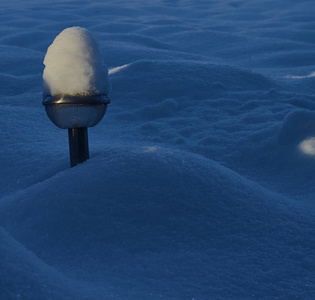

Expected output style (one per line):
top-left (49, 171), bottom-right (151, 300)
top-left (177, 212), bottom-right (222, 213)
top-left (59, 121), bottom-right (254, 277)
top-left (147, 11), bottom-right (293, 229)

top-left (43, 94), bottom-right (110, 167)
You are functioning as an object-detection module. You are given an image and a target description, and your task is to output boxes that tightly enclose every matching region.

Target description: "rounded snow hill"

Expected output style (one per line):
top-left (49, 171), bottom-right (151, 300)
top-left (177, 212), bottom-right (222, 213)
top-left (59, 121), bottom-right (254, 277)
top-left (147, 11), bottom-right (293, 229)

top-left (0, 146), bottom-right (313, 300)
top-left (0, 227), bottom-right (104, 300)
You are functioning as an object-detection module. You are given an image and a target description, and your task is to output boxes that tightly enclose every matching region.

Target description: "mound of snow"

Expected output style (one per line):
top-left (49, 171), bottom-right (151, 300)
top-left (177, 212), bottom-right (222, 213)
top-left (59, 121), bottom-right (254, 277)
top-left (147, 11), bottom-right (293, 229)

top-left (0, 146), bottom-right (313, 299)
top-left (0, 227), bottom-right (104, 300)
top-left (278, 109), bottom-right (315, 145)
top-left (43, 26), bottom-right (110, 98)
top-left (111, 60), bottom-right (275, 106)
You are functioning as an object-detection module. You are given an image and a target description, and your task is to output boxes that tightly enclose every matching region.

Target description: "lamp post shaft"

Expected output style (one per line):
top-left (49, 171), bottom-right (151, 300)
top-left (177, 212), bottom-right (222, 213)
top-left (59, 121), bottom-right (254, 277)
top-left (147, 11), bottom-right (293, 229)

top-left (68, 127), bottom-right (89, 167)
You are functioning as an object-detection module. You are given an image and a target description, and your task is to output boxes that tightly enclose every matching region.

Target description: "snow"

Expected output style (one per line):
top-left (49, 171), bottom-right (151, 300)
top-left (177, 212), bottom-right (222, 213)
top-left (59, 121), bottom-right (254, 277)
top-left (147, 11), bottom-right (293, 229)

top-left (43, 26), bottom-right (110, 98)
top-left (278, 109), bottom-right (315, 145)
top-left (1, 0), bottom-right (315, 299)
top-left (299, 137), bottom-right (315, 155)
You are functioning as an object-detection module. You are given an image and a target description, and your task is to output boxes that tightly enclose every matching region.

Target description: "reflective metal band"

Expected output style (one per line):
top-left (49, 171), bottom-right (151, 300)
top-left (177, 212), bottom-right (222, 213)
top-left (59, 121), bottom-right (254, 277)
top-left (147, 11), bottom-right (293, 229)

top-left (42, 94), bottom-right (111, 105)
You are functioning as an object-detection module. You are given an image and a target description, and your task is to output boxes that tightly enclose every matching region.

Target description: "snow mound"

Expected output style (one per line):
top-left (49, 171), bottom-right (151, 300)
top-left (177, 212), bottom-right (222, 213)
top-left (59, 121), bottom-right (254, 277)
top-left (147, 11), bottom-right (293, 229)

top-left (43, 27), bottom-right (110, 98)
top-left (0, 226), bottom-right (105, 300)
top-left (278, 109), bottom-right (315, 145)
top-left (0, 146), bottom-right (313, 299)
top-left (111, 60), bottom-right (275, 106)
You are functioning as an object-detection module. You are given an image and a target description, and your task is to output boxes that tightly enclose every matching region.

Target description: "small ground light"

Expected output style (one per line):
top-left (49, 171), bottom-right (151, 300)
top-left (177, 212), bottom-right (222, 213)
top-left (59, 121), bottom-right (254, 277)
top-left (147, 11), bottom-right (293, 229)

top-left (42, 26), bottom-right (111, 167)
top-left (43, 94), bottom-right (110, 167)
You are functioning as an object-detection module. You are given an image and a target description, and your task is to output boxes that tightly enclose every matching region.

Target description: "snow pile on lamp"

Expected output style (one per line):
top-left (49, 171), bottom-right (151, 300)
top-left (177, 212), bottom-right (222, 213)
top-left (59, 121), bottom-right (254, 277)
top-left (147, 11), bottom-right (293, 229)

top-left (42, 27), bottom-right (111, 167)
top-left (43, 26), bottom-right (110, 97)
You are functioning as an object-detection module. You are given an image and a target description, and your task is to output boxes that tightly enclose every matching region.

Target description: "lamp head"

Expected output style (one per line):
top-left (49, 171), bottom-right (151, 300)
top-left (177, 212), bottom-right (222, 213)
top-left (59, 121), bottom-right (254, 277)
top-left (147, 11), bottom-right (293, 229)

top-left (43, 94), bottom-right (110, 129)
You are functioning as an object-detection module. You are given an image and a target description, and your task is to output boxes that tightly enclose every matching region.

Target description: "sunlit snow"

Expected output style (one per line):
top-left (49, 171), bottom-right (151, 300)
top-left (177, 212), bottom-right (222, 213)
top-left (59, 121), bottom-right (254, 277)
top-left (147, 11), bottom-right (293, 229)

top-left (285, 71), bottom-right (315, 79)
top-left (109, 64), bottom-right (130, 75)
top-left (299, 137), bottom-right (315, 155)
top-left (43, 26), bottom-right (110, 97)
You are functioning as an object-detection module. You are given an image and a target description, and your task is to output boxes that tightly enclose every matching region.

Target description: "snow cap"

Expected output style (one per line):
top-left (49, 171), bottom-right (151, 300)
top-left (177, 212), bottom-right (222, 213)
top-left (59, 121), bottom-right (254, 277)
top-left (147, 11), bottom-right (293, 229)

top-left (43, 26), bottom-right (110, 98)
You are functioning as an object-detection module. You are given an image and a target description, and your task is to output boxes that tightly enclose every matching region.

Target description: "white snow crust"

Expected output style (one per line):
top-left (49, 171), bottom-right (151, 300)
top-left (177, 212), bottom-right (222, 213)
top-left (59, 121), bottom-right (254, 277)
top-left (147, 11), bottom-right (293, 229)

top-left (43, 26), bottom-right (110, 97)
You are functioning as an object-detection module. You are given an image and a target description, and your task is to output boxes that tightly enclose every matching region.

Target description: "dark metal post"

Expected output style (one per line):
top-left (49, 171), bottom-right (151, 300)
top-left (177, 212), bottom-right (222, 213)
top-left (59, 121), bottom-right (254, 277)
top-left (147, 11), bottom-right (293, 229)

top-left (68, 127), bottom-right (89, 167)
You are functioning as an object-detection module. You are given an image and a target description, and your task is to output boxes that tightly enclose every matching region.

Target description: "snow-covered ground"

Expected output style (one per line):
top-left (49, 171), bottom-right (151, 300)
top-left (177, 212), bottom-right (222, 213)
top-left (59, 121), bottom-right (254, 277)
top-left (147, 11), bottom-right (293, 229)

top-left (0, 0), bottom-right (315, 299)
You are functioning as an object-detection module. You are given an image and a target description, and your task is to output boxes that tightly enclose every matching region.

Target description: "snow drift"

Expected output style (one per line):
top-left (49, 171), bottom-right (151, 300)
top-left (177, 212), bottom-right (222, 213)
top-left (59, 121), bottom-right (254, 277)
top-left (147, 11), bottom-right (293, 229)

top-left (0, 0), bottom-right (315, 299)
top-left (0, 147), bottom-right (313, 299)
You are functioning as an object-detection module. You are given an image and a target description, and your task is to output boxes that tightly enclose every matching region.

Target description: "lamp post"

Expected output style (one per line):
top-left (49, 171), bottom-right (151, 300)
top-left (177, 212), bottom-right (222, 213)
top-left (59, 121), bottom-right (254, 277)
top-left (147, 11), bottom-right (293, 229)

top-left (43, 94), bottom-right (110, 167)
top-left (42, 26), bottom-right (111, 167)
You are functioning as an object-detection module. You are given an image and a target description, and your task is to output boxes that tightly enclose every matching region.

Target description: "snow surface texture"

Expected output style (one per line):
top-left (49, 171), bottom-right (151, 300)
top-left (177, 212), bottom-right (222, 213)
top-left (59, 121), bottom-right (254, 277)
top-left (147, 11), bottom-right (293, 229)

top-left (0, 0), bottom-right (315, 299)
top-left (43, 26), bottom-right (110, 97)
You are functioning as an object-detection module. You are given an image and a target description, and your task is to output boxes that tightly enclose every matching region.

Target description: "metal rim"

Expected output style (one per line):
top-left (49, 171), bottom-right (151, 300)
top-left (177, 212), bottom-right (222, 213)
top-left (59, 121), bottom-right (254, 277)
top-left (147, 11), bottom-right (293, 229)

top-left (43, 94), bottom-right (111, 105)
